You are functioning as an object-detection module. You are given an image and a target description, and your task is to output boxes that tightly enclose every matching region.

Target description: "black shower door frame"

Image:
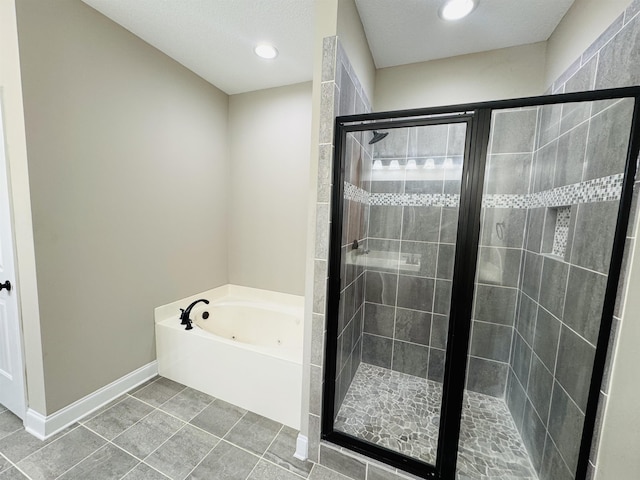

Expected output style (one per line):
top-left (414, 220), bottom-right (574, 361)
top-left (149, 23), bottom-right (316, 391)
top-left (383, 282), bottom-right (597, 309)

top-left (321, 86), bottom-right (640, 480)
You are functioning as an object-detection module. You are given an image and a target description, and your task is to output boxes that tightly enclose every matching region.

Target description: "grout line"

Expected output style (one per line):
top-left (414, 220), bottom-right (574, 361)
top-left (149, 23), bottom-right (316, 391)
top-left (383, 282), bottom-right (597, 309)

top-left (217, 439), bottom-right (262, 463)
top-left (180, 435), bottom-right (221, 479)
top-left (50, 427), bottom-right (138, 480)
top-left (0, 452), bottom-right (22, 477)
top-left (118, 463), bottom-right (140, 479)
top-left (136, 422), bottom-right (192, 468)
top-left (258, 457), bottom-right (309, 480)
top-left (4, 460), bottom-right (34, 480)
top-left (52, 441), bottom-right (142, 480)
top-left (0, 425), bottom-right (23, 444)
top-left (245, 458), bottom-right (261, 480)
top-left (79, 395), bottom-right (130, 426)
top-left (389, 129), bottom-right (411, 373)
top-left (221, 411), bottom-right (251, 444)
top-left (515, 290), bottom-right (598, 353)
top-left (247, 423), bottom-right (312, 480)
top-left (112, 399), bottom-right (179, 441)
top-left (261, 424), bottom-right (283, 460)
top-left (364, 236), bottom-right (450, 245)
top-left (12, 423), bottom-right (83, 467)
top-left (544, 426), bottom-right (576, 477)
top-left (114, 445), bottom-right (172, 479)
top-left (488, 150), bottom-right (540, 156)
top-left (132, 462), bottom-right (173, 480)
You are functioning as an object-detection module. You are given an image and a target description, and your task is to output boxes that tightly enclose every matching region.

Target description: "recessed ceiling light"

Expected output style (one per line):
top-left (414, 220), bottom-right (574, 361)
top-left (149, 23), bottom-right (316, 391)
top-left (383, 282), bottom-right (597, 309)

top-left (439, 0), bottom-right (477, 21)
top-left (254, 44), bottom-right (278, 59)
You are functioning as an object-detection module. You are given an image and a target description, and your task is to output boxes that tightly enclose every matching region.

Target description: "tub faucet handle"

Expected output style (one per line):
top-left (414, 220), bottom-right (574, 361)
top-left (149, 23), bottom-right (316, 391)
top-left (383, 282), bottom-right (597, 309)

top-left (179, 298), bottom-right (210, 330)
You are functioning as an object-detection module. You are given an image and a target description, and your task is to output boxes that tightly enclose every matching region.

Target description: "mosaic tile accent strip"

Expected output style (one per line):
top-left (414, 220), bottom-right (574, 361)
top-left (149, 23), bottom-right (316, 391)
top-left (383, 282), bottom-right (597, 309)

top-left (346, 174), bottom-right (623, 210)
top-left (482, 194), bottom-right (529, 209)
top-left (552, 206), bottom-right (572, 257)
top-left (335, 363), bottom-right (538, 479)
top-left (370, 192), bottom-right (460, 207)
top-left (344, 181), bottom-right (369, 204)
top-left (483, 173), bottom-right (624, 209)
top-left (345, 182), bottom-right (462, 207)
top-left (528, 173), bottom-right (624, 208)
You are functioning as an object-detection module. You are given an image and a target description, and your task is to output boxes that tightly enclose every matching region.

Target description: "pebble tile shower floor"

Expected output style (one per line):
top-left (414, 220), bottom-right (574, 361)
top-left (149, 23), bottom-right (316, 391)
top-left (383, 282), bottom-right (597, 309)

top-left (0, 377), bottom-right (325, 480)
top-left (335, 364), bottom-right (538, 480)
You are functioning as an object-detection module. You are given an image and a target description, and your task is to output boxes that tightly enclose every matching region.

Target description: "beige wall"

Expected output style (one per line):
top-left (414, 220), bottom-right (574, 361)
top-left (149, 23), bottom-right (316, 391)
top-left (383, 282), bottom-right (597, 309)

top-left (228, 83), bottom-right (312, 296)
top-left (375, 42), bottom-right (547, 111)
top-left (16, 0), bottom-right (230, 414)
top-left (336, 0), bottom-right (376, 104)
top-left (0, 1), bottom-right (46, 415)
top-left (598, 233), bottom-right (640, 476)
top-left (545, 0), bottom-right (632, 88)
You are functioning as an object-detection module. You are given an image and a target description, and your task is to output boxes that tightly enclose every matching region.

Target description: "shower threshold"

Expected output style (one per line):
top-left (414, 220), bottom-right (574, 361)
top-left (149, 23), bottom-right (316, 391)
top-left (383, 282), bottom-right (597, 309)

top-left (335, 363), bottom-right (538, 479)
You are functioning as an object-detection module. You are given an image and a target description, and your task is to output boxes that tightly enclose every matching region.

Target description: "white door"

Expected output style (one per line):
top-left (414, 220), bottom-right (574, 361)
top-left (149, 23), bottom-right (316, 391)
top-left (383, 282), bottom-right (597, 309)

top-left (0, 99), bottom-right (26, 418)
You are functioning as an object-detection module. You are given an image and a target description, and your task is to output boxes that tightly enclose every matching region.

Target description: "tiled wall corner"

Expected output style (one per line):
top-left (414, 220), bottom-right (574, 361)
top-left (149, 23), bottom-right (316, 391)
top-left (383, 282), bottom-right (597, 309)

top-left (515, 6), bottom-right (640, 478)
top-left (307, 36), bottom-right (338, 469)
top-left (308, 35), bottom-right (377, 477)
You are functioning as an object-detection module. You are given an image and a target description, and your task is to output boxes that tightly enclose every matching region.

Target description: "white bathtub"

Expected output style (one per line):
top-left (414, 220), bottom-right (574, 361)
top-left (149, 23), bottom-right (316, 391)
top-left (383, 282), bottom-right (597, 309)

top-left (155, 284), bottom-right (304, 429)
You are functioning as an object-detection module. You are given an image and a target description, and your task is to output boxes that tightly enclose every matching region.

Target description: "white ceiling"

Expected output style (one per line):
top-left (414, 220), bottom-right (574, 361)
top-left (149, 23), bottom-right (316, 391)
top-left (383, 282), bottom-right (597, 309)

top-left (81, 0), bottom-right (315, 95)
top-left (81, 0), bottom-right (575, 95)
top-left (356, 0), bottom-right (576, 68)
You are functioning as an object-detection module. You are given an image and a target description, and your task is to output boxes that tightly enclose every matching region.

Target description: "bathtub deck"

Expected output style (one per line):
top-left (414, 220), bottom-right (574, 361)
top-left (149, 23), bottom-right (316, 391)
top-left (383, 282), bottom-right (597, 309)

top-left (335, 363), bottom-right (538, 479)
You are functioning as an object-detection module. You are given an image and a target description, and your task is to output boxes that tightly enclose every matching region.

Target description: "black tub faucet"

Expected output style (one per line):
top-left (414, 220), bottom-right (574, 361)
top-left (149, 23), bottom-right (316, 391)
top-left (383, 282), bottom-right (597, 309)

top-left (179, 298), bottom-right (209, 330)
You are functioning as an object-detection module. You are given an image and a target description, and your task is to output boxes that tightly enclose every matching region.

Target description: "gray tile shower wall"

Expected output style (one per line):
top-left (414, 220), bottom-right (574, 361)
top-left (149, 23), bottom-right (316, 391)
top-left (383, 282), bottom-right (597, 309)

top-left (506, 5), bottom-right (640, 477)
top-left (334, 45), bottom-right (373, 413)
top-left (507, 111), bottom-right (630, 478)
top-left (470, 107), bottom-right (537, 398)
top-left (360, 123), bottom-right (465, 385)
top-left (309, 36), bottom-right (373, 464)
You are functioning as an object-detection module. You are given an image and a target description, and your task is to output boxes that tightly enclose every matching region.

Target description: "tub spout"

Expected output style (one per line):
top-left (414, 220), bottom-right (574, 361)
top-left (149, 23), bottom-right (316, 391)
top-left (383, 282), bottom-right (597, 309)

top-left (179, 298), bottom-right (210, 330)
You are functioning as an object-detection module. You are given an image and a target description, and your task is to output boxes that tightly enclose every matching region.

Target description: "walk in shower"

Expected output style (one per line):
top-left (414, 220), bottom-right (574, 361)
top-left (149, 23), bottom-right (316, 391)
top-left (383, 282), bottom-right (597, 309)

top-left (322, 88), bottom-right (640, 480)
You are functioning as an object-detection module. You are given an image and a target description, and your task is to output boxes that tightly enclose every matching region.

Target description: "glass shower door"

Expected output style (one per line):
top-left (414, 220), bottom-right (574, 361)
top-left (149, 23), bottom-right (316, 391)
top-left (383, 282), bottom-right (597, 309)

top-left (331, 119), bottom-right (468, 467)
top-left (457, 98), bottom-right (636, 479)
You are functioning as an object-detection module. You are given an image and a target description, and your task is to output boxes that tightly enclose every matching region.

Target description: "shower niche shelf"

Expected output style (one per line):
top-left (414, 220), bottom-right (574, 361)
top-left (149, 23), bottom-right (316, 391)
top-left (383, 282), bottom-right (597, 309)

top-left (542, 205), bottom-right (572, 260)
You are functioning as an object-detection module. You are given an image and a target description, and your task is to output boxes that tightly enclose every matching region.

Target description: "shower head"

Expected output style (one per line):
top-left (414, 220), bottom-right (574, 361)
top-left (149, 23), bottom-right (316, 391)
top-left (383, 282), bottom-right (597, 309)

top-left (368, 131), bottom-right (388, 145)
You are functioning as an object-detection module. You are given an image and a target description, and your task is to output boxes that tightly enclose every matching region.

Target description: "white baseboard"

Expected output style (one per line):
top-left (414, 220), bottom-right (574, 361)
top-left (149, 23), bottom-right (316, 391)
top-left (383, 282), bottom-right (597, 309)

top-left (294, 433), bottom-right (308, 460)
top-left (25, 361), bottom-right (158, 440)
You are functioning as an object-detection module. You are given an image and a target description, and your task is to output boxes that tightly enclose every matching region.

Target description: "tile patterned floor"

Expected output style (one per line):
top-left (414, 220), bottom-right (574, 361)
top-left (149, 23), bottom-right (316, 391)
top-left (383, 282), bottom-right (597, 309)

top-left (0, 372), bottom-right (537, 480)
top-left (0, 377), bottom-right (321, 480)
top-left (335, 363), bottom-right (538, 480)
